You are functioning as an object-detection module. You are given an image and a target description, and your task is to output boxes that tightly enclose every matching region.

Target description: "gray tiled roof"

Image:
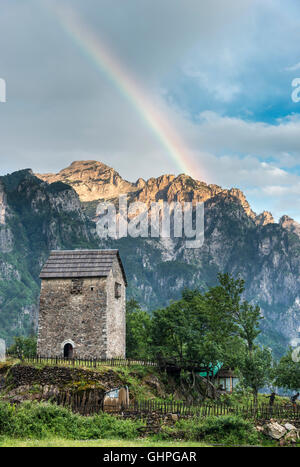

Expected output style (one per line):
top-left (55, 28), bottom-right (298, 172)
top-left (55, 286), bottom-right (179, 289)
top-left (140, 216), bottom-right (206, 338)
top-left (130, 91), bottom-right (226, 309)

top-left (39, 249), bottom-right (127, 284)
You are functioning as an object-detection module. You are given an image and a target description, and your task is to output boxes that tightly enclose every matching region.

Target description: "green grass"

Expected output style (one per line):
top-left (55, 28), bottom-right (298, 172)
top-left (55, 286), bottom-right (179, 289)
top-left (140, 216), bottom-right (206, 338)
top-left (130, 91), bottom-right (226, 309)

top-left (217, 389), bottom-right (294, 408)
top-left (158, 414), bottom-right (262, 446)
top-left (0, 437), bottom-right (210, 447)
top-left (0, 400), bottom-right (266, 447)
top-left (0, 401), bottom-right (143, 440)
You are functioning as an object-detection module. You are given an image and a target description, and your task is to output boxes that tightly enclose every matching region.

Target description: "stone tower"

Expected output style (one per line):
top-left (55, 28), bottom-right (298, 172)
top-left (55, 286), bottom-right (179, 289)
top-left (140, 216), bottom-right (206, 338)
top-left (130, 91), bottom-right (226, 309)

top-left (37, 250), bottom-right (127, 359)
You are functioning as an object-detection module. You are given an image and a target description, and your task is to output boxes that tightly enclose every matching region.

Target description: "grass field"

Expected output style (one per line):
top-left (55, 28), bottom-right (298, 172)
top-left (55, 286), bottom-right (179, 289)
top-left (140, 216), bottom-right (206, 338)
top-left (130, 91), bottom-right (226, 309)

top-left (0, 437), bottom-right (210, 447)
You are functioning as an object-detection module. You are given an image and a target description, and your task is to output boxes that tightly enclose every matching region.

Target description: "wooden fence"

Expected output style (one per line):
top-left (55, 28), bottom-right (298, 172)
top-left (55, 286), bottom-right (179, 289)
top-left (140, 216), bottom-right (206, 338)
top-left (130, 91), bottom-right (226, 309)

top-left (7, 354), bottom-right (210, 373)
top-left (19, 355), bottom-right (158, 368)
top-left (52, 393), bottom-right (300, 420)
top-left (103, 399), bottom-right (300, 420)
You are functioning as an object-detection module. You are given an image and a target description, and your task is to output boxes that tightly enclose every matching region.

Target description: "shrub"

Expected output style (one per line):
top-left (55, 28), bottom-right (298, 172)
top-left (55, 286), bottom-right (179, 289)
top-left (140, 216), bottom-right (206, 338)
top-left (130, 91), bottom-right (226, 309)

top-left (7, 336), bottom-right (37, 358)
top-left (0, 402), bottom-right (16, 433)
top-left (160, 415), bottom-right (260, 446)
top-left (196, 415), bottom-right (259, 445)
top-left (0, 401), bottom-right (142, 440)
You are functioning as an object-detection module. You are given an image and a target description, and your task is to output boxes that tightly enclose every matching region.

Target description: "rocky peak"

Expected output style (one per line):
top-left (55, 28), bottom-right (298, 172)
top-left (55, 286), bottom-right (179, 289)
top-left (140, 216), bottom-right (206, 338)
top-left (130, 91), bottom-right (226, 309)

top-left (37, 160), bottom-right (259, 221)
top-left (255, 211), bottom-right (275, 227)
top-left (37, 160), bottom-right (136, 202)
top-left (135, 178), bottom-right (146, 189)
top-left (0, 181), bottom-right (7, 225)
top-left (227, 188), bottom-right (256, 220)
top-left (0, 179), bottom-right (13, 253)
top-left (279, 215), bottom-right (300, 238)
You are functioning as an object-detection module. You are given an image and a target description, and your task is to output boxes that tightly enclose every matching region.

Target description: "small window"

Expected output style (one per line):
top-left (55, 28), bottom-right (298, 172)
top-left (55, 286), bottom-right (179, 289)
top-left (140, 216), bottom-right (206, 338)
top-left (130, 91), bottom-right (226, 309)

top-left (90, 286), bottom-right (94, 291)
top-left (115, 282), bottom-right (121, 299)
top-left (232, 377), bottom-right (239, 390)
top-left (225, 377), bottom-right (231, 392)
top-left (106, 389), bottom-right (119, 399)
top-left (71, 278), bottom-right (83, 295)
top-left (218, 378), bottom-right (225, 391)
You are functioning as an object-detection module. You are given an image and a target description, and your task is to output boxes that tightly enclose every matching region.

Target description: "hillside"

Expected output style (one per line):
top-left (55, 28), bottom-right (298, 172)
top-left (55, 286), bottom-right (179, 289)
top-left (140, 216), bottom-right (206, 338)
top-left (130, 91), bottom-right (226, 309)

top-left (0, 169), bottom-right (98, 342)
top-left (0, 161), bottom-right (299, 355)
top-left (0, 361), bottom-right (167, 404)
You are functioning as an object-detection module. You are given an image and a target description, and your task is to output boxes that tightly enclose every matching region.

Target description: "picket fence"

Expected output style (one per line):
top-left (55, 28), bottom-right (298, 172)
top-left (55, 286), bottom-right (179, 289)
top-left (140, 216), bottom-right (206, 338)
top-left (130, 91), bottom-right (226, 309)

top-left (103, 399), bottom-right (300, 420)
top-left (52, 394), bottom-right (300, 420)
top-left (20, 355), bottom-right (158, 368)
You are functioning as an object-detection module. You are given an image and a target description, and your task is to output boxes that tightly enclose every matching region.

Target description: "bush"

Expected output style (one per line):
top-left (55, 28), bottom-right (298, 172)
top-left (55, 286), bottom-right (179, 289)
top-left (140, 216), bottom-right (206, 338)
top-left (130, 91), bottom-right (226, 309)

top-left (7, 336), bottom-right (37, 358)
top-left (160, 415), bottom-right (260, 446)
top-left (0, 403), bottom-right (16, 433)
top-left (196, 415), bottom-right (259, 445)
top-left (0, 401), bottom-right (142, 440)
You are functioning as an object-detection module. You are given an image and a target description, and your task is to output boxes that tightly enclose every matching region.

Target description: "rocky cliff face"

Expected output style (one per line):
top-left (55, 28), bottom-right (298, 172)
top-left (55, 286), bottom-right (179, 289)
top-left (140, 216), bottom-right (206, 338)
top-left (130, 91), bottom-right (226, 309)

top-left (0, 181), bottom-right (7, 225)
top-left (0, 161), bottom-right (299, 355)
top-left (255, 211), bottom-right (275, 227)
top-left (279, 215), bottom-right (300, 238)
top-left (38, 160), bottom-right (136, 202)
top-left (0, 169), bottom-right (98, 343)
top-left (37, 161), bottom-right (257, 218)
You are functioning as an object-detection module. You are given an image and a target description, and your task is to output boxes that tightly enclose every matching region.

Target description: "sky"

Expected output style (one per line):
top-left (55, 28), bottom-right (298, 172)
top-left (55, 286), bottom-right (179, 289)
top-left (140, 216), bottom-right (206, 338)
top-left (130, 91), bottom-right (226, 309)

top-left (1, 0), bottom-right (300, 221)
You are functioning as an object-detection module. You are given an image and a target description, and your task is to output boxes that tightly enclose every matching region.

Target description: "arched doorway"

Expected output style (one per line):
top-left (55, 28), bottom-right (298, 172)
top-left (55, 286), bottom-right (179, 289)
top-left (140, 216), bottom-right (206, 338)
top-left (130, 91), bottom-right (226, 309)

top-left (63, 343), bottom-right (73, 358)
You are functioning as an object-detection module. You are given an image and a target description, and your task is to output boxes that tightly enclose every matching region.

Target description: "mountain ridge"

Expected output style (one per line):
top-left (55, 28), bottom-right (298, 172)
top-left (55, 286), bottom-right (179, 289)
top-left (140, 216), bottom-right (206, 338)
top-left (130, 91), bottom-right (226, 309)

top-left (0, 161), bottom-right (299, 356)
top-left (36, 160), bottom-right (299, 233)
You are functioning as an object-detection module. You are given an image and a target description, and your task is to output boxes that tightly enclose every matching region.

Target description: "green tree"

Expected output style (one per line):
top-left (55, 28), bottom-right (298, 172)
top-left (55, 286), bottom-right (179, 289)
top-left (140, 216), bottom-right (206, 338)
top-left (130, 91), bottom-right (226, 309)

top-left (237, 347), bottom-right (273, 404)
top-left (126, 299), bottom-right (152, 359)
top-left (151, 289), bottom-right (209, 362)
top-left (231, 298), bottom-right (272, 404)
top-left (151, 276), bottom-right (242, 371)
top-left (233, 301), bottom-right (262, 352)
top-left (202, 274), bottom-right (246, 367)
top-left (273, 349), bottom-right (300, 391)
top-left (8, 336), bottom-right (37, 358)
top-left (150, 273), bottom-right (272, 401)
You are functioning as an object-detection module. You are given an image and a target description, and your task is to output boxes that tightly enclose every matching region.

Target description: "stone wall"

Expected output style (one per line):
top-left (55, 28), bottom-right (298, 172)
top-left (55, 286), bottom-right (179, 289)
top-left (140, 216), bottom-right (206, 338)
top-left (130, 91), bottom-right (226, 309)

top-left (37, 276), bottom-right (108, 358)
top-left (2, 364), bottom-right (126, 414)
top-left (4, 364), bottom-right (123, 389)
top-left (106, 257), bottom-right (126, 358)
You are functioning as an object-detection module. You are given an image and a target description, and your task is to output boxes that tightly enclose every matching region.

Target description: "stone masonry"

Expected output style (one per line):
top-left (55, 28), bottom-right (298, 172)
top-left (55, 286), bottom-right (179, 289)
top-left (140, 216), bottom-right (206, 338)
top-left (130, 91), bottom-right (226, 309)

top-left (37, 250), bottom-right (127, 359)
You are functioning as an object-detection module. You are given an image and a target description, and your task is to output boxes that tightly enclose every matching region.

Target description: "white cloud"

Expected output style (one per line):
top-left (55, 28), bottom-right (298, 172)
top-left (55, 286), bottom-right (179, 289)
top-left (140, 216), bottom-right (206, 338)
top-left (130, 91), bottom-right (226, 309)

top-left (185, 111), bottom-right (300, 161)
top-left (285, 62), bottom-right (300, 72)
top-left (183, 68), bottom-right (241, 103)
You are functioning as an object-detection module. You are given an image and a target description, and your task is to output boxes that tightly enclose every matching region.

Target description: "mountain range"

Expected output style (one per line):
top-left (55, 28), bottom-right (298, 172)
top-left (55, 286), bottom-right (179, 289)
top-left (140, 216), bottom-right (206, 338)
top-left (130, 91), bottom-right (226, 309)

top-left (0, 160), bottom-right (299, 356)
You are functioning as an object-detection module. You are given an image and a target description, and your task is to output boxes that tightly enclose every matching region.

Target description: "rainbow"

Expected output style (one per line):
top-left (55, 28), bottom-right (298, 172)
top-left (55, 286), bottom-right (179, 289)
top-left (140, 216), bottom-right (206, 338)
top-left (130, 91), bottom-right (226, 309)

top-left (43, 2), bottom-right (204, 179)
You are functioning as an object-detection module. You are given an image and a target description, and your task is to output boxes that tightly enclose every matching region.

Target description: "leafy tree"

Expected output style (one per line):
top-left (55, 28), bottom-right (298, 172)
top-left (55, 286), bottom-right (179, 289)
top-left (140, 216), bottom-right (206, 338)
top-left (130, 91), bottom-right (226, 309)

top-left (151, 289), bottom-right (210, 362)
top-left (127, 273), bottom-right (273, 402)
top-left (237, 347), bottom-right (273, 404)
top-left (202, 274), bottom-right (246, 367)
top-left (151, 276), bottom-right (243, 371)
top-left (8, 336), bottom-right (37, 358)
top-left (230, 296), bottom-right (272, 404)
top-left (233, 301), bottom-right (262, 352)
top-left (126, 299), bottom-right (152, 359)
top-left (273, 349), bottom-right (300, 391)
